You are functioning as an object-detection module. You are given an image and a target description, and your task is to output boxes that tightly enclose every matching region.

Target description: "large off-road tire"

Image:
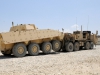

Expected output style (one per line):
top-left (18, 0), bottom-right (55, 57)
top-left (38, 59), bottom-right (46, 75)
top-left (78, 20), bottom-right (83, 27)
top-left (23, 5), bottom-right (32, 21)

top-left (65, 42), bottom-right (73, 52)
top-left (12, 43), bottom-right (27, 57)
top-left (85, 42), bottom-right (90, 50)
top-left (1, 50), bottom-right (12, 56)
top-left (28, 43), bottom-right (40, 56)
top-left (62, 42), bottom-right (69, 52)
top-left (52, 40), bottom-right (61, 52)
top-left (42, 42), bottom-right (52, 54)
top-left (73, 42), bottom-right (79, 51)
top-left (90, 42), bottom-right (94, 49)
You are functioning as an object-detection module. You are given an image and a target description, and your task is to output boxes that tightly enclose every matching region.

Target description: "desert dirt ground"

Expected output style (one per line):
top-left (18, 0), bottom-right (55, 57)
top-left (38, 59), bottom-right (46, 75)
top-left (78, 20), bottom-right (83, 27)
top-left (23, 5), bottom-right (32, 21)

top-left (0, 45), bottom-right (100, 75)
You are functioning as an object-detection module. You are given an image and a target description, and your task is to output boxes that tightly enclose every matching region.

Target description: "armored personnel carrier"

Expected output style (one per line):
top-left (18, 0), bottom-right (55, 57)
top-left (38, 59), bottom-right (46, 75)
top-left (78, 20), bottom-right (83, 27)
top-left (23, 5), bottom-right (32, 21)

top-left (0, 22), bottom-right (64, 57)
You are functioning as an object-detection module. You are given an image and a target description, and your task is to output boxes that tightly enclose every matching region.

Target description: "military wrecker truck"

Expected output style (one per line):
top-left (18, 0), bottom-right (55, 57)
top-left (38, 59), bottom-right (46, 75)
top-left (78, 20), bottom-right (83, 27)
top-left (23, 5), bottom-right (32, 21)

top-left (0, 22), bottom-right (98, 57)
top-left (62, 26), bottom-right (98, 52)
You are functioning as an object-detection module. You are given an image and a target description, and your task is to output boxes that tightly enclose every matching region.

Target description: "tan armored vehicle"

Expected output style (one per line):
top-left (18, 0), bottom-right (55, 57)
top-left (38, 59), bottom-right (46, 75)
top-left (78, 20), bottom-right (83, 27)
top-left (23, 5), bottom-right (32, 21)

top-left (62, 26), bottom-right (98, 52)
top-left (0, 23), bottom-right (98, 57)
top-left (0, 22), bottom-right (64, 57)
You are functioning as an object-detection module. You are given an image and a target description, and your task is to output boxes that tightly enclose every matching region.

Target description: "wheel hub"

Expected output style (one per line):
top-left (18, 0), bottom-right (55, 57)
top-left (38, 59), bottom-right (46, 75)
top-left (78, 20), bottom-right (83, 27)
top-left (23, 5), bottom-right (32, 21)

top-left (55, 43), bottom-right (59, 48)
top-left (18, 47), bottom-right (24, 54)
top-left (32, 46), bottom-right (38, 53)
top-left (69, 45), bottom-right (72, 49)
top-left (46, 45), bottom-right (50, 51)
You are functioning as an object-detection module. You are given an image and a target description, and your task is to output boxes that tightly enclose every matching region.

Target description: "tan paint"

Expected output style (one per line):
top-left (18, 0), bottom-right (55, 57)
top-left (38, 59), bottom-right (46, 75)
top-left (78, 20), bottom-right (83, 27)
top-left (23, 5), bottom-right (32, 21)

top-left (24, 41), bottom-right (29, 45)
top-left (1, 29), bottom-right (63, 44)
top-left (5, 44), bottom-right (14, 51)
top-left (0, 24), bottom-right (64, 51)
top-left (0, 23), bottom-right (98, 52)
top-left (64, 31), bottom-right (98, 46)
top-left (91, 34), bottom-right (98, 45)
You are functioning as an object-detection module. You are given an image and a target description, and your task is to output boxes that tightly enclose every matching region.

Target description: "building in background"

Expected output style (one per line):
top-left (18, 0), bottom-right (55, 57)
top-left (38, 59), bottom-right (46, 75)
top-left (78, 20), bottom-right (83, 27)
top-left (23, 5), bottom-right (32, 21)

top-left (97, 35), bottom-right (100, 45)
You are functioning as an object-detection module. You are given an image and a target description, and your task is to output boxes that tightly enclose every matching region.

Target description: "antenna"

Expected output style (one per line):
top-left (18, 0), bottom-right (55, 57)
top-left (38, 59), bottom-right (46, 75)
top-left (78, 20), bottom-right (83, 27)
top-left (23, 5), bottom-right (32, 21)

top-left (76, 17), bottom-right (77, 31)
top-left (81, 25), bottom-right (82, 32)
top-left (87, 15), bottom-right (89, 30)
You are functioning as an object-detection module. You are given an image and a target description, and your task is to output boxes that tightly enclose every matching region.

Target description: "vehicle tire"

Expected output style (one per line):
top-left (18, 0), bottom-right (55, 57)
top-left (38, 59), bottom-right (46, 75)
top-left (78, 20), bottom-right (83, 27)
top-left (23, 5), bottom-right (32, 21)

top-left (28, 43), bottom-right (40, 56)
top-left (62, 42), bottom-right (68, 52)
top-left (42, 42), bottom-right (52, 54)
top-left (73, 42), bottom-right (79, 51)
top-left (12, 43), bottom-right (27, 57)
top-left (1, 50), bottom-right (12, 56)
top-left (52, 40), bottom-right (61, 52)
top-left (65, 42), bottom-right (73, 52)
top-left (85, 42), bottom-right (90, 50)
top-left (90, 42), bottom-right (94, 49)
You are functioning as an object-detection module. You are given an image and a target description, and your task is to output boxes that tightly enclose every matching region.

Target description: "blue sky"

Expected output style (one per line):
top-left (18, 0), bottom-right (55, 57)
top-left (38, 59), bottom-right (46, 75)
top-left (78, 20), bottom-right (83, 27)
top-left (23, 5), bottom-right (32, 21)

top-left (0, 0), bottom-right (100, 34)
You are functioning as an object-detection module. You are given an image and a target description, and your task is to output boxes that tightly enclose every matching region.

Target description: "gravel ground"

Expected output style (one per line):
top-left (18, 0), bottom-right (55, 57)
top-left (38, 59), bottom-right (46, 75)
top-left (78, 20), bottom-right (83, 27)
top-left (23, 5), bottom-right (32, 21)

top-left (0, 45), bottom-right (100, 75)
